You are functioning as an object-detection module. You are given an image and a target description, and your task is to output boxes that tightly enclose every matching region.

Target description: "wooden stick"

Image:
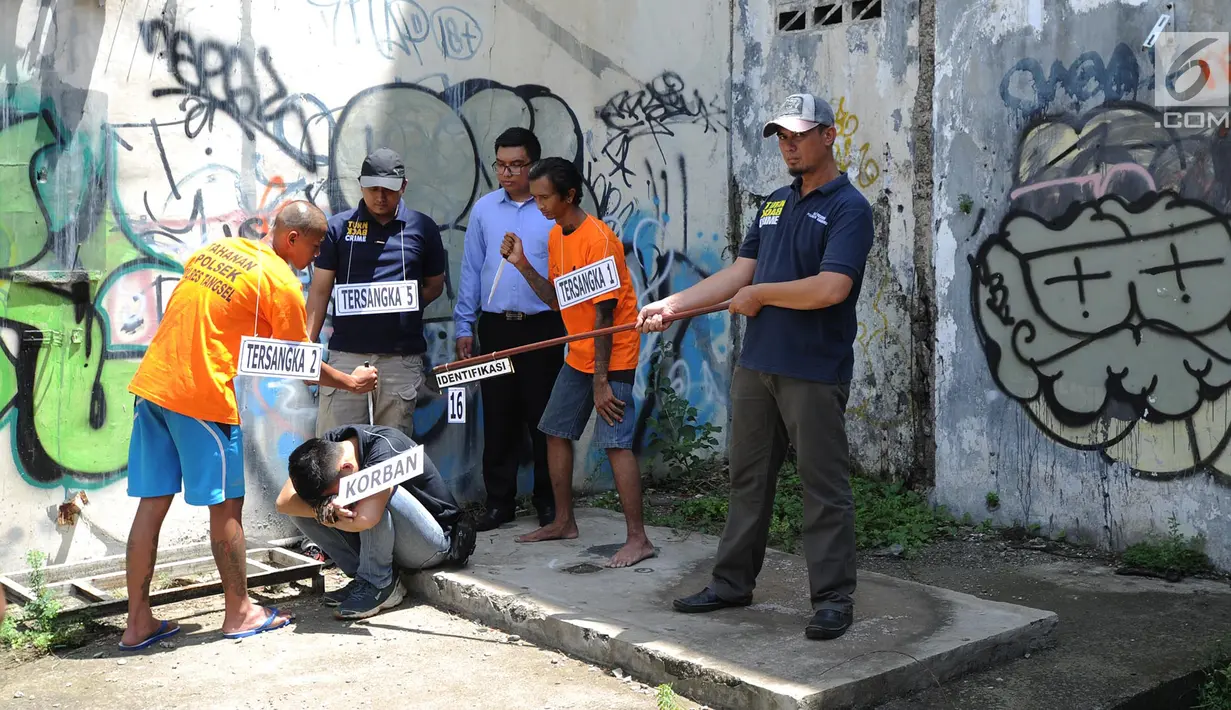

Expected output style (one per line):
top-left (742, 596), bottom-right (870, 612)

top-left (433, 301), bottom-right (732, 375)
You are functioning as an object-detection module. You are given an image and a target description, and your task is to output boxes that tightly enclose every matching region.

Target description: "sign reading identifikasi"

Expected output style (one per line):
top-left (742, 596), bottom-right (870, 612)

top-left (435, 358), bottom-right (515, 387)
top-left (554, 256), bottom-right (620, 310)
top-left (334, 280), bottom-right (420, 316)
top-left (237, 336), bottom-right (323, 380)
top-left (333, 445), bottom-right (425, 506)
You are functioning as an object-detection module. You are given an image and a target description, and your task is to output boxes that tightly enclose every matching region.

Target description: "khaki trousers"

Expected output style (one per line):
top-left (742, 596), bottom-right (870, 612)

top-left (316, 351), bottom-right (425, 437)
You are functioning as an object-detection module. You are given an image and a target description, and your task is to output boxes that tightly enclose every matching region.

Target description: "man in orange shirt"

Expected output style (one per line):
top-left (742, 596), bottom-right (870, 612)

top-left (120, 201), bottom-right (378, 650)
top-left (499, 157), bottom-right (654, 568)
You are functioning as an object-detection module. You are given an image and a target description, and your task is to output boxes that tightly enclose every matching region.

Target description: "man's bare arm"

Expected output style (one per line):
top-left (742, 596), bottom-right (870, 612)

top-left (593, 300), bottom-right (616, 381)
top-left (330, 490), bottom-right (393, 533)
top-left (275, 479), bottom-right (316, 518)
top-left (313, 362), bottom-right (360, 391)
top-left (513, 261), bottom-right (559, 310)
top-left (665, 257), bottom-right (757, 312)
top-left (306, 267), bottom-right (336, 342)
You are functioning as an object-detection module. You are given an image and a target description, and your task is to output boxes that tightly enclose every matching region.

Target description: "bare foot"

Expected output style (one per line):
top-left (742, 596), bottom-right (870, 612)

top-left (515, 520), bottom-right (579, 543)
top-left (221, 603), bottom-right (293, 636)
top-left (607, 537), bottom-right (656, 568)
top-left (120, 618), bottom-right (179, 649)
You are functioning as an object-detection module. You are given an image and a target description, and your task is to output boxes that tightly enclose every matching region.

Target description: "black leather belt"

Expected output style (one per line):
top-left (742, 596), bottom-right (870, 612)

top-left (483, 311), bottom-right (526, 320)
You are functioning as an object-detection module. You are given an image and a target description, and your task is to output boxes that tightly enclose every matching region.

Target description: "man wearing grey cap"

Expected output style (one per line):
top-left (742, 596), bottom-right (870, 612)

top-left (306, 148), bottom-right (447, 436)
top-left (636, 93), bottom-right (874, 640)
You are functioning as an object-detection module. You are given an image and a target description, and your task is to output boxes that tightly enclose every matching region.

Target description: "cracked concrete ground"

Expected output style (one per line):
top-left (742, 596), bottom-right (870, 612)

top-left (865, 537), bottom-right (1231, 709)
top-left (0, 568), bottom-right (701, 710)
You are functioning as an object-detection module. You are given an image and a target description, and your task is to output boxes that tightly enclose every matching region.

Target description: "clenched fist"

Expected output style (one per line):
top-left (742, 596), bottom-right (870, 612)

top-left (500, 232), bottom-right (525, 266)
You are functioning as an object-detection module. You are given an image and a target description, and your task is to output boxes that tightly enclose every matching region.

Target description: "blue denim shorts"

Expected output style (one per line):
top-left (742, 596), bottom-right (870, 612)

top-left (538, 364), bottom-right (636, 450)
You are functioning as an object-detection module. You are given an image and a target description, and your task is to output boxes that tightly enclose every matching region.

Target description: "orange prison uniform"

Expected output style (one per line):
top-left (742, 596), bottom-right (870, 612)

top-left (546, 216), bottom-right (640, 373)
top-left (128, 237), bottom-right (311, 425)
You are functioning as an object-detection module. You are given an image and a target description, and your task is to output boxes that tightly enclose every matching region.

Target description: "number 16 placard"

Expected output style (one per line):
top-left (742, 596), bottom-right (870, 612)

top-left (447, 387), bottom-right (466, 423)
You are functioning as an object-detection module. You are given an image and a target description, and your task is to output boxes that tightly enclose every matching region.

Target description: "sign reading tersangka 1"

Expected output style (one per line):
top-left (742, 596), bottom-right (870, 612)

top-left (435, 358), bottom-right (515, 387)
top-left (554, 256), bottom-right (620, 310)
top-left (333, 445), bottom-right (425, 506)
top-left (236, 336), bottom-right (323, 380)
top-left (333, 280), bottom-right (420, 316)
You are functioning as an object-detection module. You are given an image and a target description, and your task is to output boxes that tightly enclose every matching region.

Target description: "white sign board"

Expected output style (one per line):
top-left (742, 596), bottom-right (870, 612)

top-left (447, 387), bottom-right (466, 423)
top-left (554, 256), bottom-right (620, 310)
top-left (236, 336), bottom-right (323, 380)
top-left (333, 280), bottom-right (420, 316)
top-left (333, 445), bottom-right (425, 506)
top-left (435, 358), bottom-right (515, 387)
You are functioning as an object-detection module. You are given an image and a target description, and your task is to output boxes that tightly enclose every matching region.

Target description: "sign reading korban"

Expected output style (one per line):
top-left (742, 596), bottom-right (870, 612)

top-left (333, 445), bottom-right (426, 506)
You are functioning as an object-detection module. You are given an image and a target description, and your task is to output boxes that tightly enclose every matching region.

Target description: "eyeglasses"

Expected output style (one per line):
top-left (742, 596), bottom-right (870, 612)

top-left (492, 160), bottom-right (530, 175)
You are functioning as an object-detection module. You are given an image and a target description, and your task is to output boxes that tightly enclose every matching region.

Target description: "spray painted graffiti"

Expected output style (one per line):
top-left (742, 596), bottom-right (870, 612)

top-left (970, 102), bottom-right (1231, 480)
top-left (597, 71), bottom-right (727, 187)
top-left (832, 96), bottom-right (882, 189)
top-left (999, 43), bottom-right (1141, 118)
top-left (0, 93), bottom-right (175, 488)
top-left (307, 0), bottom-right (484, 62)
top-left (1, 26), bottom-right (731, 502)
top-left (138, 19), bottom-right (328, 172)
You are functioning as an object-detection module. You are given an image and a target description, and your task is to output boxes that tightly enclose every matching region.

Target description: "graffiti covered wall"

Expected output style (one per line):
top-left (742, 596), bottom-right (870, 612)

top-left (935, 0), bottom-right (1231, 566)
top-left (732, 0), bottom-right (934, 481)
top-left (0, 0), bottom-right (732, 569)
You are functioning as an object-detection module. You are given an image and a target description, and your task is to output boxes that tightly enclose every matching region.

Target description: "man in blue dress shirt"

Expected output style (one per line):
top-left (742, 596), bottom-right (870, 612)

top-left (307, 148), bottom-right (447, 437)
top-left (454, 128), bottom-right (566, 531)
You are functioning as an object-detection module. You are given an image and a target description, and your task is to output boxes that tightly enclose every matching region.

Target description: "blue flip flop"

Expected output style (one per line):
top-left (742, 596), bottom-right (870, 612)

top-left (118, 620), bottom-right (181, 651)
top-left (223, 607), bottom-right (293, 639)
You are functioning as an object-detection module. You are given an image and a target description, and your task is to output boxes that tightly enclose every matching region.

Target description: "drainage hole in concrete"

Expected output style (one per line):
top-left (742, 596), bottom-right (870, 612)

top-left (562, 563), bottom-right (605, 574)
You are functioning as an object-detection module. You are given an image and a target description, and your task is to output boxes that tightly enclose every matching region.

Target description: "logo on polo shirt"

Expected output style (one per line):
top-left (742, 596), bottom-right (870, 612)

top-left (759, 199), bottom-right (786, 227)
top-left (345, 220), bottom-right (369, 242)
top-left (807, 211), bottom-right (828, 226)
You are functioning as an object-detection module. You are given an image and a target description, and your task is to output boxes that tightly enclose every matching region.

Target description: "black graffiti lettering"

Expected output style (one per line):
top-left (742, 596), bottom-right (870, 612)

top-left (138, 19), bottom-right (322, 170)
top-left (598, 71), bottom-right (727, 187)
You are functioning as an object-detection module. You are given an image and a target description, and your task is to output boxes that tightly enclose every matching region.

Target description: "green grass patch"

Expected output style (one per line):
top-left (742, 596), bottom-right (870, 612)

top-left (1198, 661), bottom-right (1231, 710)
top-left (852, 476), bottom-right (958, 555)
top-left (1, 550), bottom-right (88, 656)
top-left (1119, 514), bottom-right (1211, 580)
top-left (593, 460), bottom-right (956, 557)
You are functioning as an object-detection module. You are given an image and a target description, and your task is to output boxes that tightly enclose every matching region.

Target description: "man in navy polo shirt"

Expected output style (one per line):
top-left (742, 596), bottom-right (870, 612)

top-left (637, 93), bottom-right (874, 641)
top-left (307, 148), bottom-right (447, 436)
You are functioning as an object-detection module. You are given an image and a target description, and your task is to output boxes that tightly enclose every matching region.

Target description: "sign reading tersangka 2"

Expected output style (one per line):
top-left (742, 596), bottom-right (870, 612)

top-left (333, 280), bottom-right (420, 316)
top-left (554, 256), bottom-right (620, 310)
top-left (435, 358), bottom-right (515, 387)
top-left (236, 336), bottom-right (323, 380)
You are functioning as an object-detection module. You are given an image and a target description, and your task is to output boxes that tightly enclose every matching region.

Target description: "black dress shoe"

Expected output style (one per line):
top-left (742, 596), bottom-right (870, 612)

top-left (536, 502), bottom-right (556, 527)
top-left (475, 506), bottom-right (515, 532)
top-left (671, 587), bottom-right (752, 613)
top-left (445, 512), bottom-right (477, 567)
top-left (805, 608), bottom-right (853, 640)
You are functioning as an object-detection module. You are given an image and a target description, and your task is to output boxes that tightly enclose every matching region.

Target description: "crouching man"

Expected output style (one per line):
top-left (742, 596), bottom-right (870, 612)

top-left (275, 425), bottom-right (476, 620)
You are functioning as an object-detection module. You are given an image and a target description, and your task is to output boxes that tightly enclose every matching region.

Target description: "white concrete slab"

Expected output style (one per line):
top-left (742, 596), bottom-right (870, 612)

top-left (404, 509), bottom-right (1058, 710)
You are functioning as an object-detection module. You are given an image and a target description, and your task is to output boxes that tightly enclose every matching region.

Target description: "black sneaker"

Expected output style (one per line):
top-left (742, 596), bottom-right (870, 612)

top-left (446, 513), bottom-right (477, 567)
top-left (322, 578), bottom-right (359, 607)
top-left (334, 578), bottom-right (406, 620)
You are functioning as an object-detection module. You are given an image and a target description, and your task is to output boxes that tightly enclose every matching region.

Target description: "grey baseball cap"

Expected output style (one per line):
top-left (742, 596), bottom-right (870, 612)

top-left (358, 148), bottom-right (406, 190)
top-left (762, 93), bottom-right (836, 137)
